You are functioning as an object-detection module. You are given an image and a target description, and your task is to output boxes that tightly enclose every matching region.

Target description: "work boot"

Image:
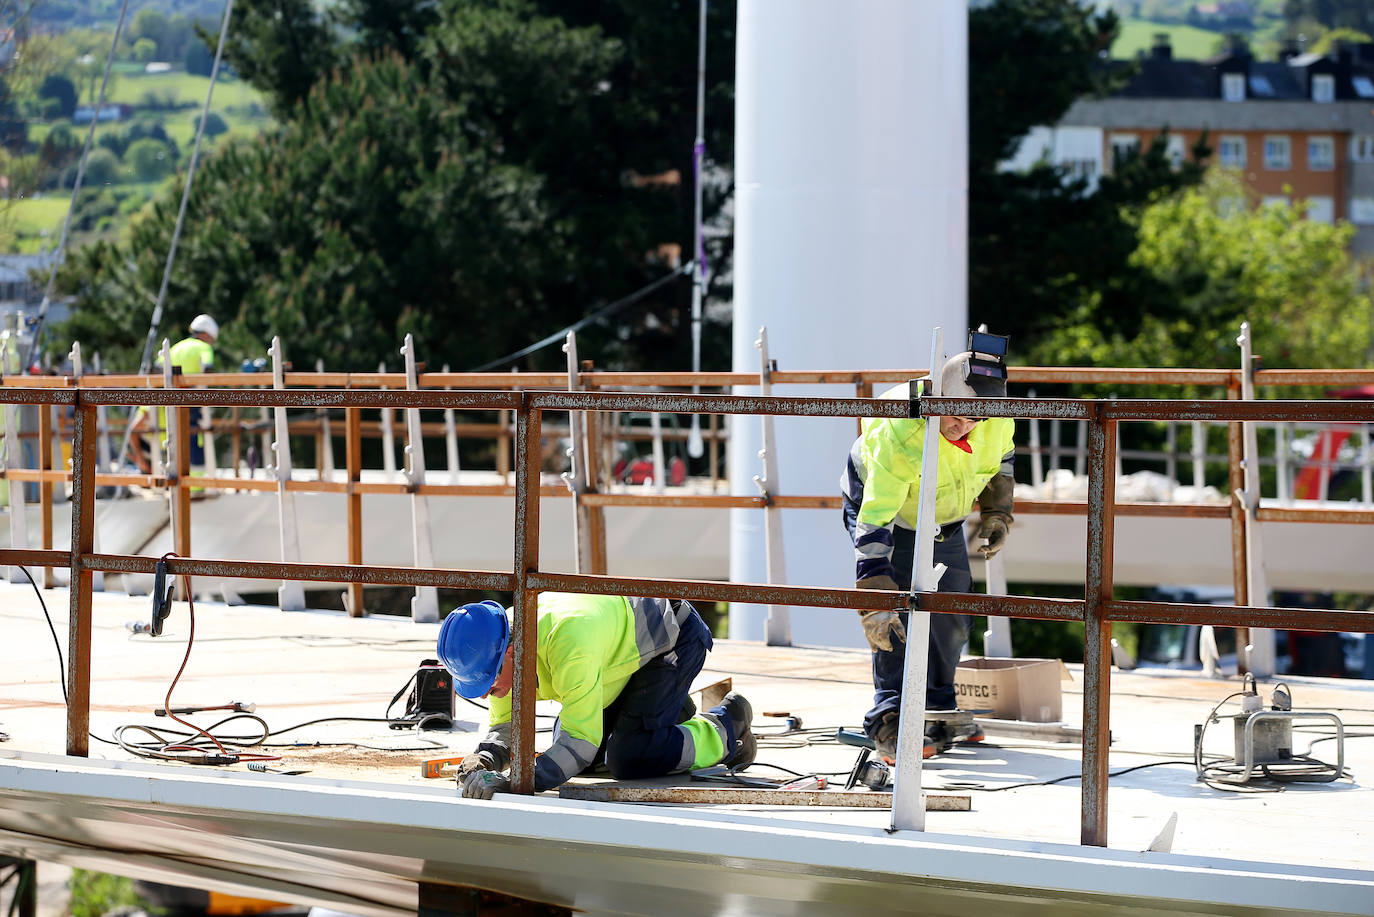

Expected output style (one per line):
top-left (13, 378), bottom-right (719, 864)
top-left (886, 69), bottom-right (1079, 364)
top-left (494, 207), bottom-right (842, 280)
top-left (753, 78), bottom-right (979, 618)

top-left (875, 712), bottom-right (937, 763)
top-left (713, 692), bottom-right (756, 769)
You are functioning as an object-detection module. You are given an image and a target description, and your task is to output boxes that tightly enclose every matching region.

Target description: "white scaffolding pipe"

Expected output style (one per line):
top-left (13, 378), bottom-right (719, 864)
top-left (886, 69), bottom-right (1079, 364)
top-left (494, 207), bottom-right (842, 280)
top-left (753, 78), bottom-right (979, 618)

top-left (4, 345), bottom-right (30, 584)
top-left (562, 334), bottom-right (593, 573)
top-left (316, 359), bottom-right (335, 479)
top-left (1237, 323), bottom-right (1274, 676)
top-left (1191, 420), bottom-right (1206, 498)
top-left (271, 337), bottom-right (307, 612)
top-left (751, 327), bottom-right (791, 647)
top-left (401, 335), bottom-right (439, 623)
top-left (442, 364), bottom-right (460, 485)
top-left (92, 352), bottom-right (112, 475)
top-left (890, 327), bottom-right (946, 833)
top-left (1028, 390), bottom-right (1043, 489)
top-left (983, 545), bottom-right (1012, 659)
top-left (379, 362), bottom-right (396, 477)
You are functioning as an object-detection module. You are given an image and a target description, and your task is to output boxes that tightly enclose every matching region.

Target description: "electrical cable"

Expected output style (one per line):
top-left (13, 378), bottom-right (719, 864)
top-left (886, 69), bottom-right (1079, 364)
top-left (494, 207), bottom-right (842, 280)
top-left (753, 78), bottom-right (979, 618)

top-left (15, 565), bottom-right (66, 704)
top-left (469, 264), bottom-right (692, 371)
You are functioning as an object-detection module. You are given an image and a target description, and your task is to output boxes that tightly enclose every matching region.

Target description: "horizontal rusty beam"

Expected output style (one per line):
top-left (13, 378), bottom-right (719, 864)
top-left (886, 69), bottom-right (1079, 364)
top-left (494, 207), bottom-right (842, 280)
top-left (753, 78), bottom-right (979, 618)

top-left (1106, 600), bottom-right (1374, 634)
top-left (556, 784), bottom-right (970, 810)
top-left (0, 548), bottom-right (70, 567)
top-left (918, 397), bottom-right (1374, 424)
top-left (74, 388), bottom-right (526, 410)
top-left (81, 553), bottom-right (516, 590)
top-left (0, 388), bottom-right (76, 405)
top-left (1016, 500), bottom-right (1231, 519)
top-left (1257, 506), bottom-right (1374, 525)
top-left (919, 591), bottom-right (1085, 622)
top-left (530, 390), bottom-right (910, 419)
top-left (528, 571), bottom-right (909, 611)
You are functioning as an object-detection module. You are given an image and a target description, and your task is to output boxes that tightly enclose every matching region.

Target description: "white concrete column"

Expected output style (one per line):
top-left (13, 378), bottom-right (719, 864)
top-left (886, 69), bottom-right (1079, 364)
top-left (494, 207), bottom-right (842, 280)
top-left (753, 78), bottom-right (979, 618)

top-left (730, 0), bottom-right (968, 646)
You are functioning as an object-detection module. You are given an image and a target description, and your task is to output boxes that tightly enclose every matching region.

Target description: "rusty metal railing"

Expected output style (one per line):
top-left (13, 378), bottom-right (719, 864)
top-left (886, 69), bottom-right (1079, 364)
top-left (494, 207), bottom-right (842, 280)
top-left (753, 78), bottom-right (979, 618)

top-left (3, 383), bottom-right (1374, 849)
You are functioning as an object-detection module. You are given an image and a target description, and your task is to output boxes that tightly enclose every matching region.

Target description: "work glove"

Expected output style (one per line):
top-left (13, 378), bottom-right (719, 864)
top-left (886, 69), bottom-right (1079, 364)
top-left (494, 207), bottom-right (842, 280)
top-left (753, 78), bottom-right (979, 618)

top-left (455, 750), bottom-right (499, 778)
top-left (855, 575), bottom-right (905, 652)
top-left (858, 610), bottom-right (906, 653)
top-left (461, 769), bottom-right (510, 800)
top-left (976, 514), bottom-right (1010, 559)
top-left (975, 473), bottom-right (1015, 559)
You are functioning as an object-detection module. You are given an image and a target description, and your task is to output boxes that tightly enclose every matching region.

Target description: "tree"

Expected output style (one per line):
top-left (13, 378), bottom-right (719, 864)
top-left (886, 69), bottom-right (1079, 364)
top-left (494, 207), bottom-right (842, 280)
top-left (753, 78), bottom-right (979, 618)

top-left (57, 0), bottom-right (738, 377)
top-left (192, 111), bottom-right (228, 137)
top-left (213, 0), bottom-right (338, 115)
top-left (77, 147), bottom-right (120, 186)
top-left (185, 37), bottom-right (214, 76)
top-left (1286, 1), bottom-right (1374, 36)
top-left (38, 73), bottom-right (78, 118)
top-left (131, 8), bottom-right (169, 56)
top-left (132, 38), bottom-right (158, 63)
top-left (126, 138), bottom-right (173, 181)
top-left (1031, 170), bottom-right (1374, 383)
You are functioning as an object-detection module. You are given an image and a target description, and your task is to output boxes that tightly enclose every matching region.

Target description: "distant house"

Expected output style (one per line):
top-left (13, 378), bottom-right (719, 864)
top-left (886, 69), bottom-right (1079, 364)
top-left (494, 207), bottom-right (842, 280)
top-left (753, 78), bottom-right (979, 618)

top-left (144, 61), bottom-right (172, 73)
top-left (1007, 36), bottom-right (1374, 254)
top-left (73, 104), bottom-right (134, 125)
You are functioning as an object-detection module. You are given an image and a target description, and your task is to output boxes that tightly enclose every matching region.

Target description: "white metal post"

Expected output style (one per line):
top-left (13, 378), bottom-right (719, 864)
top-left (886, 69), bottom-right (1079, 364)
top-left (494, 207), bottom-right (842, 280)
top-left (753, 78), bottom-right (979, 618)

top-left (271, 337), bottom-right (307, 611)
top-left (562, 333), bottom-right (593, 573)
top-left (890, 327), bottom-right (947, 833)
top-left (983, 546), bottom-right (1012, 658)
top-left (315, 359), bottom-right (335, 478)
top-left (4, 393), bottom-right (30, 585)
top-left (1028, 390), bottom-right (1043, 489)
top-left (163, 339), bottom-right (181, 542)
top-left (1276, 422), bottom-right (1291, 504)
top-left (649, 411), bottom-right (666, 493)
top-left (752, 327), bottom-right (791, 647)
top-left (686, 0), bottom-right (708, 460)
top-left (442, 364), bottom-right (460, 485)
top-left (1191, 420), bottom-right (1206, 497)
top-left (379, 361), bottom-right (397, 477)
top-left (1237, 322), bottom-right (1274, 676)
top-left (92, 352), bottom-right (112, 475)
top-left (401, 335), bottom-right (439, 623)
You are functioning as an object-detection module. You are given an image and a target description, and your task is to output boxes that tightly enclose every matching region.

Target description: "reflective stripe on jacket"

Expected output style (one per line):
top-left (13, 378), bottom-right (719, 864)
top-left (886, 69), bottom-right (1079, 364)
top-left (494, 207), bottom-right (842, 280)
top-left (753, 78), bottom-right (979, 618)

top-left (483, 592), bottom-right (692, 791)
top-left (840, 382), bottom-right (1015, 583)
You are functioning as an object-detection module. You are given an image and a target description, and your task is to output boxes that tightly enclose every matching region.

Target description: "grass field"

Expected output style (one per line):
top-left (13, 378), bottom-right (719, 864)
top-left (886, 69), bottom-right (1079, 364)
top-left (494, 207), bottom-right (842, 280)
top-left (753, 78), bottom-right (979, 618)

top-left (102, 70), bottom-right (266, 111)
top-left (1112, 18), bottom-right (1228, 59)
top-left (2, 195), bottom-right (71, 252)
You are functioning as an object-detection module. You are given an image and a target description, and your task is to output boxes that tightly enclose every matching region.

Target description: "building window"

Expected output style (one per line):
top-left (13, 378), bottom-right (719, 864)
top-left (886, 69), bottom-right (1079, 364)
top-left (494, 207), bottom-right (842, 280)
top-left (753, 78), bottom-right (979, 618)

top-left (1109, 133), bottom-right (1139, 168)
top-left (1263, 135), bottom-right (1290, 170)
top-left (1218, 136), bottom-right (1246, 169)
top-left (1312, 73), bottom-right (1336, 103)
top-left (1165, 135), bottom-right (1186, 168)
top-left (1261, 195), bottom-right (1290, 209)
top-left (1352, 135), bottom-right (1374, 162)
top-left (1308, 136), bottom-right (1335, 170)
top-left (1355, 75), bottom-right (1374, 99)
top-left (1350, 197), bottom-right (1374, 224)
top-left (1306, 196), bottom-right (1335, 223)
top-left (1222, 72), bottom-right (1245, 101)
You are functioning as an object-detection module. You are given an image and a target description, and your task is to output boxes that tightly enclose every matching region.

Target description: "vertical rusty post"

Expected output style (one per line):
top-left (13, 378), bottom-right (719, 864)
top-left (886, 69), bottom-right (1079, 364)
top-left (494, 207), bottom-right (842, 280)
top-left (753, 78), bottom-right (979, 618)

top-left (855, 380), bottom-right (874, 437)
top-left (346, 407), bottom-right (364, 617)
top-left (39, 403), bottom-right (53, 587)
top-left (511, 393), bottom-right (542, 795)
top-left (1226, 379), bottom-right (1250, 670)
top-left (174, 405), bottom-right (192, 561)
top-left (1081, 406), bottom-right (1117, 847)
top-left (66, 401), bottom-right (97, 756)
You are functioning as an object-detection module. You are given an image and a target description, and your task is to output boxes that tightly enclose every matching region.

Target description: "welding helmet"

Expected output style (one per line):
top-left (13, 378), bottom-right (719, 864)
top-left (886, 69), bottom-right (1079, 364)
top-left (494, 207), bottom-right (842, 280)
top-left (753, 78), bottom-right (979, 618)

top-left (436, 600), bottom-right (510, 699)
top-left (940, 330), bottom-right (1010, 400)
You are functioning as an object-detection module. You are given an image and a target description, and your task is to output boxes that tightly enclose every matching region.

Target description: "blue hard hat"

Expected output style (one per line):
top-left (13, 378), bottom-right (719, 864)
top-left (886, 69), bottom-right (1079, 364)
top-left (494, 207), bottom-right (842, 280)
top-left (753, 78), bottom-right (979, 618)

top-left (436, 600), bottom-right (510, 699)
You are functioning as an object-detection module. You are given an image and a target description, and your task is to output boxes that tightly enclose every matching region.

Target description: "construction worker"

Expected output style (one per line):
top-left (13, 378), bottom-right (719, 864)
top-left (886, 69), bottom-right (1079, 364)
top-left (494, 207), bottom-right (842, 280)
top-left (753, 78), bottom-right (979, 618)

top-left (128, 314), bottom-right (218, 473)
top-left (437, 593), bottom-right (756, 799)
top-left (841, 332), bottom-right (1016, 762)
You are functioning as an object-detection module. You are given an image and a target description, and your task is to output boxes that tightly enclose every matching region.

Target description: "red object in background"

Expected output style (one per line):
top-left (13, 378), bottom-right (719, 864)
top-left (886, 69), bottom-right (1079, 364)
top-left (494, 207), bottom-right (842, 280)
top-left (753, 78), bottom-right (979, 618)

top-left (612, 455), bottom-right (687, 486)
top-left (1292, 385), bottom-right (1374, 500)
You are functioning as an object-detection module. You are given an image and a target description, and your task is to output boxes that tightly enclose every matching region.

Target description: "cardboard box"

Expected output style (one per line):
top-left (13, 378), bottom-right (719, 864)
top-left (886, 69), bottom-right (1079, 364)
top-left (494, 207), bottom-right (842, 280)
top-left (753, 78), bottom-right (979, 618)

top-left (953, 658), bottom-right (1068, 723)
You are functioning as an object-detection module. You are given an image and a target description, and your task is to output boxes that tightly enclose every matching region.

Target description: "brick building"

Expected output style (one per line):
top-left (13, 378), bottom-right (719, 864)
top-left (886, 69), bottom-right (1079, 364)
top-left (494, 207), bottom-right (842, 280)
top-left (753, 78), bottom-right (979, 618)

top-left (1008, 37), bottom-right (1374, 254)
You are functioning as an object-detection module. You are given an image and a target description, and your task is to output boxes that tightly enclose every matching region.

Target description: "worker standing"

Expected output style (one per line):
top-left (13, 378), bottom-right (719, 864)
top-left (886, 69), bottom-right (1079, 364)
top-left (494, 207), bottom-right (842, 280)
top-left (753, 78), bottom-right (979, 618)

top-left (841, 331), bottom-right (1016, 762)
top-left (437, 593), bottom-right (756, 799)
top-left (128, 314), bottom-right (218, 473)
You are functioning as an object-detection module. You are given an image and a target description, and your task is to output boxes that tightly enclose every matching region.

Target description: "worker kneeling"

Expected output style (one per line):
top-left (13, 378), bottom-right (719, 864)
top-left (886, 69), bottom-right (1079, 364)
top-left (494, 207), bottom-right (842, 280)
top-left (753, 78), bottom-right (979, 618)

top-left (437, 593), bottom-right (755, 799)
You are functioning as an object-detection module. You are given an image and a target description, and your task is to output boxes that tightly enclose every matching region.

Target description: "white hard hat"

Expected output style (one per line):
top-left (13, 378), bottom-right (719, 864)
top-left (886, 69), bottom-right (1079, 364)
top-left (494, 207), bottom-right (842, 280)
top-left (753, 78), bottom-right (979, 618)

top-left (189, 314), bottom-right (219, 340)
